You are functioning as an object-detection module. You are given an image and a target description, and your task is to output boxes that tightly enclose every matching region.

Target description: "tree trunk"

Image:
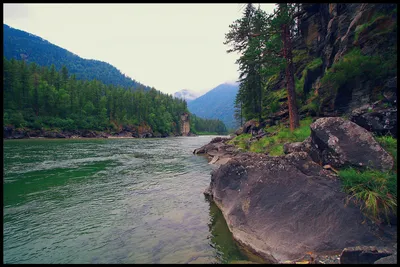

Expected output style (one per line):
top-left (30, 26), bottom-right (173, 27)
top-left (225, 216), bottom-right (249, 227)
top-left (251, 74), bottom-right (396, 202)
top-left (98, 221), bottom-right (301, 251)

top-left (282, 23), bottom-right (300, 131)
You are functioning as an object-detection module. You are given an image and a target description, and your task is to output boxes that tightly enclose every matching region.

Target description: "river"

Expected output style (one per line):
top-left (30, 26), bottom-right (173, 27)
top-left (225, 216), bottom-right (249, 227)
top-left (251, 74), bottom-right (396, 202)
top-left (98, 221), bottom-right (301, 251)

top-left (3, 136), bottom-right (252, 264)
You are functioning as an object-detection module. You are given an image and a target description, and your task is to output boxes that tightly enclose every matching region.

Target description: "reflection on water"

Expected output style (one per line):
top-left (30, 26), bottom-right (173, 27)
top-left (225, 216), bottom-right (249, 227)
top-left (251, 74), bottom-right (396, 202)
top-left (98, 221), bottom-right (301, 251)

top-left (207, 199), bottom-right (251, 263)
top-left (3, 137), bottom-right (253, 264)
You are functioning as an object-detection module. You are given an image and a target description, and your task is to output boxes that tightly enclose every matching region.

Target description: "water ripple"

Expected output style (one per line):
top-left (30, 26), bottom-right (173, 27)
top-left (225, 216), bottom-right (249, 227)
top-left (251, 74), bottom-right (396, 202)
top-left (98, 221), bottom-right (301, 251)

top-left (3, 136), bottom-right (248, 264)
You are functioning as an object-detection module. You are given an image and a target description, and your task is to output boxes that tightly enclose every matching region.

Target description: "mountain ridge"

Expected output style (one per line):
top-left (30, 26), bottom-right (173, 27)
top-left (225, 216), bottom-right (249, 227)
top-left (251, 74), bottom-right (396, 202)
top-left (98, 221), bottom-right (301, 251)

top-left (187, 83), bottom-right (239, 130)
top-left (3, 24), bottom-right (151, 91)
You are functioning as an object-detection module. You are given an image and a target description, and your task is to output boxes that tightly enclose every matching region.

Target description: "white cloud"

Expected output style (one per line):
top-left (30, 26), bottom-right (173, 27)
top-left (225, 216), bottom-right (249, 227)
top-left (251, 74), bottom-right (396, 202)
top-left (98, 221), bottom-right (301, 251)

top-left (3, 3), bottom-right (275, 95)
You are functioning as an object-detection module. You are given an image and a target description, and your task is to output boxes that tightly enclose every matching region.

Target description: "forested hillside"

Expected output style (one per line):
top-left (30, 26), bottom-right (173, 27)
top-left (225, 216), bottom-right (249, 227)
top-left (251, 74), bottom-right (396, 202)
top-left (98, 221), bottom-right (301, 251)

top-left (3, 58), bottom-right (227, 137)
top-left (188, 83), bottom-right (238, 130)
top-left (3, 24), bottom-right (151, 91)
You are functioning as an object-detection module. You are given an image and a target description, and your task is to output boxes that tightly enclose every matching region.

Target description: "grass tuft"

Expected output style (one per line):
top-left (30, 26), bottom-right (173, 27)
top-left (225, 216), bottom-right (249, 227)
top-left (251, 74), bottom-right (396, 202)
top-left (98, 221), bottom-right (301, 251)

top-left (339, 167), bottom-right (397, 224)
top-left (230, 117), bottom-right (312, 157)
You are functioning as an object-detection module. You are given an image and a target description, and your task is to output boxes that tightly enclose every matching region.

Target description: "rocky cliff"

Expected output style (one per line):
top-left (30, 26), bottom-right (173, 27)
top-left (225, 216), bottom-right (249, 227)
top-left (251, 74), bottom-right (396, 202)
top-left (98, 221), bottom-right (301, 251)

top-left (180, 112), bottom-right (191, 136)
top-left (266, 3), bottom-right (397, 133)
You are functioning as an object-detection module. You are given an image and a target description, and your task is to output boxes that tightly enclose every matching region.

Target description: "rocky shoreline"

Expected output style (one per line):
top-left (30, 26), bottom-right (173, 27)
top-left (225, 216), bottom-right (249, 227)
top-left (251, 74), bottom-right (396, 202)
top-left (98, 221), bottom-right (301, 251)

top-left (194, 117), bottom-right (397, 264)
top-left (3, 126), bottom-right (197, 140)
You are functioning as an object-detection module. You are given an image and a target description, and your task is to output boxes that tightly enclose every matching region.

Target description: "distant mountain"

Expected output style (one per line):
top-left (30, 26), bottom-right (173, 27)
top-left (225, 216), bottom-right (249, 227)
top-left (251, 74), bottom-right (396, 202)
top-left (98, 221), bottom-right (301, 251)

top-left (188, 83), bottom-right (239, 130)
top-left (3, 24), bottom-right (151, 90)
top-left (173, 89), bottom-right (200, 102)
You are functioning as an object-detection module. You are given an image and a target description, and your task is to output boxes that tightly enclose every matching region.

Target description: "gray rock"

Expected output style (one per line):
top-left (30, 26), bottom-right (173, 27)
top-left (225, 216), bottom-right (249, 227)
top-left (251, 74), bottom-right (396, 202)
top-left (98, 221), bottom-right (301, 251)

top-left (234, 120), bottom-right (259, 136)
top-left (193, 138), bottom-right (237, 164)
top-left (206, 152), bottom-right (384, 263)
top-left (374, 254), bottom-right (397, 264)
top-left (340, 246), bottom-right (393, 264)
top-left (350, 106), bottom-right (397, 138)
top-left (283, 142), bottom-right (307, 154)
top-left (309, 117), bottom-right (394, 171)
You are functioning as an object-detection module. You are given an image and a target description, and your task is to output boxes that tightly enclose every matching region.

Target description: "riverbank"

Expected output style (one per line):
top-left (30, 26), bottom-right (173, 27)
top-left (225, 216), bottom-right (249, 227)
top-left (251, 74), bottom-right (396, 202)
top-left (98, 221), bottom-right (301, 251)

top-left (2, 126), bottom-right (197, 140)
top-left (194, 117), bottom-right (397, 264)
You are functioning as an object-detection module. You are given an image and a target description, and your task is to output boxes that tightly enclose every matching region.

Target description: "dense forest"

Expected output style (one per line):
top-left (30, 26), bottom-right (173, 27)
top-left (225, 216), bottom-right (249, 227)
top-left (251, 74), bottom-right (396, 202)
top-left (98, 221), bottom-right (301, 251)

top-left (3, 24), bottom-right (151, 91)
top-left (3, 57), bottom-right (227, 136)
top-left (189, 114), bottom-right (227, 135)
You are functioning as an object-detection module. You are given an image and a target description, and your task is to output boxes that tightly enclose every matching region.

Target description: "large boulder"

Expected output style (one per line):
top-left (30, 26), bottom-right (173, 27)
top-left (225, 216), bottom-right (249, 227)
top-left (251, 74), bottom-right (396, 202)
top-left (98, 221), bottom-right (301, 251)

top-left (205, 152), bottom-right (389, 263)
top-left (309, 117), bottom-right (394, 171)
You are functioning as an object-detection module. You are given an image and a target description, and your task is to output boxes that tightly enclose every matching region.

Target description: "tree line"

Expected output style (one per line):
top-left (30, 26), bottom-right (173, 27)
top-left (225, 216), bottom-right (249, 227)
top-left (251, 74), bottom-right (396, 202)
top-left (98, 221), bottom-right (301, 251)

top-left (189, 114), bottom-right (227, 135)
top-left (3, 57), bottom-right (227, 135)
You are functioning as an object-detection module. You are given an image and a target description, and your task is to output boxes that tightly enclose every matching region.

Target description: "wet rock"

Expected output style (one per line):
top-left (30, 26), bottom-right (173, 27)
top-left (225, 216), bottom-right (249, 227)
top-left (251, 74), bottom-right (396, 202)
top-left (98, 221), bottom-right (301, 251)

top-left (309, 117), bottom-right (394, 171)
top-left (193, 138), bottom-right (237, 165)
top-left (340, 246), bottom-right (393, 264)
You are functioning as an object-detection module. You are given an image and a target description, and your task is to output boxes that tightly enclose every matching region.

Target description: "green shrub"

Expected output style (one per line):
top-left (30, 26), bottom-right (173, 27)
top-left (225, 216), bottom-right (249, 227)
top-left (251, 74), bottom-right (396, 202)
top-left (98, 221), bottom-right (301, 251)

top-left (228, 133), bottom-right (252, 150)
top-left (9, 112), bottom-right (27, 128)
top-left (339, 167), bottom-right (397, 224)
top-left (354, 13), bottom-right (392, 42)
top-left (295, 76), bottom-right (304, 96)
top-left (264, 88), bottom-right (287, 115)
top-left (294, 57), bottom-right (322, 100)
top-left (231, 118), bottom-right (312, 156)
top-left (307, 57), bottom-right (323, 71)
top-left (3, 112), bottom-right (10, 126)
top-left (250, 137), bottom-right (270, 153)
top-left (320, 48), bottom-right (381, 96)
top-left (269, 144), bottom-right (284, 156)
top-left (354, 23), bottom-right (369, 41)
top-left (293, 49), bottom-right (309, 64)
top-left (375, 135), bottom-right (397, 170)
top-left (300, 96), bottom-right (319, 115)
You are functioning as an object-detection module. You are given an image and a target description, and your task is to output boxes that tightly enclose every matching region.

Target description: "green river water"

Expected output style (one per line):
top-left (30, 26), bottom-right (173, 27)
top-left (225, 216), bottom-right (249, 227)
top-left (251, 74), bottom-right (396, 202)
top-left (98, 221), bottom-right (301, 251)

top-left (3, 136), bottom-right (252, 264)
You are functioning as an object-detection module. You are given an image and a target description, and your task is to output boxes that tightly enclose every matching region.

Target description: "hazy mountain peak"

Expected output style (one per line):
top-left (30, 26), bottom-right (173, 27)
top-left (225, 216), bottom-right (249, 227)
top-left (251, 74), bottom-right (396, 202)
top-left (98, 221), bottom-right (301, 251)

top-left (173, 89), bottom-right (200, 102)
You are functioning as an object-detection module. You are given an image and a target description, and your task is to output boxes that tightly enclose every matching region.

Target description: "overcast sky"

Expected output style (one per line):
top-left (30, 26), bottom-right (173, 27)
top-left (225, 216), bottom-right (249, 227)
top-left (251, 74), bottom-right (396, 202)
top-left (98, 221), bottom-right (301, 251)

top-left (3, 3), bottom-right (275, 95)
